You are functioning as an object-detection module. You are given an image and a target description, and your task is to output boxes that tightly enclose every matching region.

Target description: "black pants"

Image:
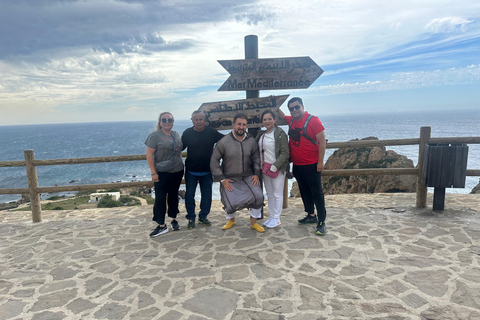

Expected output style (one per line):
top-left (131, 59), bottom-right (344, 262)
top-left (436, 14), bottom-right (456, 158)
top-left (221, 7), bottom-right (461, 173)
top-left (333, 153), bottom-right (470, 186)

top-left (293, 163), bottom-right (327, 223)
top-left (153, 169), bottom-right (184, 225)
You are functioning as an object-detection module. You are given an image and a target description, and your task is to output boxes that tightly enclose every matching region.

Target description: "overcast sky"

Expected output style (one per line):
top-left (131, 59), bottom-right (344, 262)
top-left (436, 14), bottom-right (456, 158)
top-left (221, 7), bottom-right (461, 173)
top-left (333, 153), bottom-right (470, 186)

top-left (1, 0), bottom-right (479, 125)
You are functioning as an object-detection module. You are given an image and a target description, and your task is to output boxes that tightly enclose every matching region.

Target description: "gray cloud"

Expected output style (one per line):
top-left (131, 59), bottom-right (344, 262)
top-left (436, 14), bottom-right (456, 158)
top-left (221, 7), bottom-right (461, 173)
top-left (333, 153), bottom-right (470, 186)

top-left (0, 0), bottom-right (259, 59)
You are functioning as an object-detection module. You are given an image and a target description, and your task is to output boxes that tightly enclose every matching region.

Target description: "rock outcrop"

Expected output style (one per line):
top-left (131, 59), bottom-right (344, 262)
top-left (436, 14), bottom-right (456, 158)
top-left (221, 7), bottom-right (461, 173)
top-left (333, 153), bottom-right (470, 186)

top-left (290, 136), bottom-right (417, 197)
top-left (471, 179), bottom-right (480, 194)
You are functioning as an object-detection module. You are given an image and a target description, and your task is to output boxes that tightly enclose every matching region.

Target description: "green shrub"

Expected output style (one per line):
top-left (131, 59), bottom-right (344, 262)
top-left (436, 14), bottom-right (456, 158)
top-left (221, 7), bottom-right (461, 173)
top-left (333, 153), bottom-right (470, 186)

top-left (145, 196), bottom-right (154, 205)
top-left (97, 195), bottom-right (120, 208)
top-left (47, 196), bottom-right (62, 201)
top-left (119, 196), bottom-right (141, 206)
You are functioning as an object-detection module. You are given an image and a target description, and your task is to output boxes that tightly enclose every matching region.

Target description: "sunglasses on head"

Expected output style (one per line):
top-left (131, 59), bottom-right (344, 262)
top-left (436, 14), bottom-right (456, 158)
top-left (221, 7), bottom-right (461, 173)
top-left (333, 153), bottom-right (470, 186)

top-left (288, 105), bottom-right (301, 112)
top-left (161, 118), bottom-right (173, 123)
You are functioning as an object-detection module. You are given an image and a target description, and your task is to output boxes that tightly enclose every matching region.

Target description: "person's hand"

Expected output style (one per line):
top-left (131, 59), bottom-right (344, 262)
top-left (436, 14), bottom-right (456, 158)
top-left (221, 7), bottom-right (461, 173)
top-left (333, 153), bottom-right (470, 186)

top-left (317, 162), bottom-right (324, 172)
top-left (251, 175), bottom-right (260, 186)
top-left (222, 179), bottom-right (234, 191)
top-left (270, 165), bottom-right (278, 172)
top-left (151, 173), bottom-right (159, 182)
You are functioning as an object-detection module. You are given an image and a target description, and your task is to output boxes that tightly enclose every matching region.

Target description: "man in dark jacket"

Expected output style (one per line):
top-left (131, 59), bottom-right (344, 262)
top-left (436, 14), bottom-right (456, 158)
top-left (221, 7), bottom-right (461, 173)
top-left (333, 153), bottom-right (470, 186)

top-left (182, 111), bottom-right (224, 229)
top-left (210, 113), bottom-right (265, 232)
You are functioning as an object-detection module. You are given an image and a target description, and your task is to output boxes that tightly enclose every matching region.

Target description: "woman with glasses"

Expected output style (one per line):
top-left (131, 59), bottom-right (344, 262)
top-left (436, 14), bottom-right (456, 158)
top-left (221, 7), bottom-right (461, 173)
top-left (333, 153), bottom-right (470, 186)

top-left (255, 110), bottom-right (290, 228)
top-left (145, 112), bottom-right (184, 237)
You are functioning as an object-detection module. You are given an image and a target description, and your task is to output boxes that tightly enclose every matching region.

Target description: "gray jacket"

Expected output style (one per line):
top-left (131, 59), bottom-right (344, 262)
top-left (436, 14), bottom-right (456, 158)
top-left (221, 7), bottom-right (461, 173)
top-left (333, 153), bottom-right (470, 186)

top-left (210, 132), bottom-right (261, 181)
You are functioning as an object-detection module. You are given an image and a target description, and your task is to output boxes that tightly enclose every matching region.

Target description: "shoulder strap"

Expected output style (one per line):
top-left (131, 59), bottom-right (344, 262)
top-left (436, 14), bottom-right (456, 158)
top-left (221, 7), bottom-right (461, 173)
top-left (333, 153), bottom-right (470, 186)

top-left (302, 115), bottom-right (319, 145)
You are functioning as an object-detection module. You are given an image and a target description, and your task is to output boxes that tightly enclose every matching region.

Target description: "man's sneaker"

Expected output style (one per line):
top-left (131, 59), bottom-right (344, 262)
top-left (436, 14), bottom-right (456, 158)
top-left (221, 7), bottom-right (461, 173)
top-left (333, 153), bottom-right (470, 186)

top-left (298, 214), bottom-right (318, 225)
top-left (198, 218), bottom-right (212, 226)
top-left (150, 225), bottom-right (168, 237)
top-left (187, 219), bottom-right (195, 229)
top-left (316, 222), bottom-right (327, 236)
top-left (171, 220), bottom-right (180, 231)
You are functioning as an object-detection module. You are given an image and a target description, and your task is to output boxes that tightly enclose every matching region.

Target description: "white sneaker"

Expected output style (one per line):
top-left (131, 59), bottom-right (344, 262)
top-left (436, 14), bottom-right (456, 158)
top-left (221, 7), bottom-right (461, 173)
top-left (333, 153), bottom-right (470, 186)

top-left (263, 217), bottom-right (272, 227)
top-left (265, 218), bottom-right (281, 228)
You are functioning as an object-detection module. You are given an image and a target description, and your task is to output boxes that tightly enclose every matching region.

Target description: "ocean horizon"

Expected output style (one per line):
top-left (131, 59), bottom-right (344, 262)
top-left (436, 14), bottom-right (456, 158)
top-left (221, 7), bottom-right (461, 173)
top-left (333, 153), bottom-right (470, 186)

top-left (0, 109), bottom-right (479, 204)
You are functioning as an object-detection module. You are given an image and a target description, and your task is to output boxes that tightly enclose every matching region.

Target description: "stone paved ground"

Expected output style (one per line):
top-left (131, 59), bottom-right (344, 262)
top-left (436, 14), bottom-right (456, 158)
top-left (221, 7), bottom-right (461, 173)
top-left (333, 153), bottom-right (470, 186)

top-left (0, 193), bottom-right (479, 320)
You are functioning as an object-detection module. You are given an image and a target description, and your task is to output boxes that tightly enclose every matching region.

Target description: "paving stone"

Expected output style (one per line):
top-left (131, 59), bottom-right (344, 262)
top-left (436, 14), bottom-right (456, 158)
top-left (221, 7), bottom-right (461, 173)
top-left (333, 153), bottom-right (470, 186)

top-left (109, 286), bottom-right (136, 301)
top-left (242, 293), bottom-right (261, 309)
top-left (249, 264), bottom-right (282, 279)
top-left (403, 270), bottom-right (450, 297)
top-left (183, 288), bottom-right (238, 320)
top-left (66, 298), bottom-right (98, 313)
top-left (30, 288), bottom-right (78, 311)
top-left (130, 307), bottom-right (161, 320)
top-left (191, 277), bottom-right (216, 290)
top-left (294, 274), bottom-right (332, 293)
top-left (85, 277), bottom-right (112, 295)
top-left (39, 280), bottom-right (76, 294)
top-left (231, 309), bottom-right (280, 320)
top-left (258, 280), bottom-right (292, 299)
top-left (93, 302), bottom-right (130, 320)
top-left (137, 291), bottom-right (156, 309)
top-left (218, 281), bottom-right (254, 292)
top-left (451, 281), bottom-right (480, 308)
top-left (262, 299), bottom-right (293, 313)
top-left (401, 293), bottom-right (428, 308)
top-left (31, 311), bottom-right (67, 320)
top-left (298, 285), bottom-right (325, 311)
top-left (0, 299), bottom-right (27, 319)
top-left (330, 299), bottom-right (361, 317)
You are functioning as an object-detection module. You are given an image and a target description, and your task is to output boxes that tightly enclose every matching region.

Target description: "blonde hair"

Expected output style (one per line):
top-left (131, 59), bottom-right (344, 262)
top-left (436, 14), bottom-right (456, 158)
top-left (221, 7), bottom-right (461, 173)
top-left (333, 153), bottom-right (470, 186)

top-left (156, 112), bottom-right (174, 131)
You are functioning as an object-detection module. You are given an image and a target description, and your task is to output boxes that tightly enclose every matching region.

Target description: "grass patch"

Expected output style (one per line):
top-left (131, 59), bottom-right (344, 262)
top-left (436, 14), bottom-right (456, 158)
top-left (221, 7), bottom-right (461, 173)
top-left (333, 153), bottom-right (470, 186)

top-left (0, 202), bottom-right (19, 211)
top-left (12, 196), bottom-right (91, 211)
top-left (46, 195), bottom-right (63, 201)
top-left (97, 195), bottom-right (141, 208)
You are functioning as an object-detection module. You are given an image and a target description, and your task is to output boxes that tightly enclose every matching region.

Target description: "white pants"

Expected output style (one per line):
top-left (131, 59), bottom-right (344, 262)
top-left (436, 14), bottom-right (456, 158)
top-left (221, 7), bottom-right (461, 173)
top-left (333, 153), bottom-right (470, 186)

top-left (262, 171), bottom-right (285, 225)
top-left (225, 207), bottom-right (262, 219)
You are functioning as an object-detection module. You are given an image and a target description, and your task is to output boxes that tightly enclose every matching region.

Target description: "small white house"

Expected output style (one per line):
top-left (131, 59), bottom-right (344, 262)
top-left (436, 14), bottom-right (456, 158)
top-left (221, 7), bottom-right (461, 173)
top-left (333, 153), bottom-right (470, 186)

top-left (89, 192), bottom-right (121, 202)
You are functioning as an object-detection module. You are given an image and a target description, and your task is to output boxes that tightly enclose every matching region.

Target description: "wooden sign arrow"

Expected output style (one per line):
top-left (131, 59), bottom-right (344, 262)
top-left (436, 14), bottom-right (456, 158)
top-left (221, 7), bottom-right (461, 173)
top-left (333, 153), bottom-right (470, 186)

top-left (199, 95), bottom-right (289, 130)
top-left (218, 56), bottom-right (323, 91)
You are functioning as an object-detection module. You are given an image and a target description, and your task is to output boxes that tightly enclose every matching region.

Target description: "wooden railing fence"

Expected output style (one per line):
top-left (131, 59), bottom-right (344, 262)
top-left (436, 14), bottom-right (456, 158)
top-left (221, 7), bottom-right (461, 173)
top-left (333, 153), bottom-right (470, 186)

top-left (1, 126), bottom-right (479, 222)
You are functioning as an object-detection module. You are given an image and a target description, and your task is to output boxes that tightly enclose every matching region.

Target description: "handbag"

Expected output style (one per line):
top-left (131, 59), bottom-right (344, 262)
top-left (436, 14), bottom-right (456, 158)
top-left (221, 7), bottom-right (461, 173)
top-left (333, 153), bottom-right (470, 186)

top-left (261, 133), bottom-right (280, 178)
top-left (154, 135), bottom-right (177, 172)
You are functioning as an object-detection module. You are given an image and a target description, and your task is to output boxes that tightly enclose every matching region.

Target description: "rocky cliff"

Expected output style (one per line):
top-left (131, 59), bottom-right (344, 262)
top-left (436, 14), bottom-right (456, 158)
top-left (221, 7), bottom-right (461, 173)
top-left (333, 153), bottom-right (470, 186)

top-left (290, 137), bottom-right (417, 197)
top-left (471, 179), bottom-right (480, 194)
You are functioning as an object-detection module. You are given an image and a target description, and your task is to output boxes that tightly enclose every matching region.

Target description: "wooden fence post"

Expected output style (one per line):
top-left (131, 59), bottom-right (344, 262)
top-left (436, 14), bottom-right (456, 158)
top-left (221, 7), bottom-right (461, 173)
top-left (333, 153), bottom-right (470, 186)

top-left (283, 177), bottom-right (289, 209)
top-left (416, 126), bottom-right (431, 208)
top-left (24, 150), bottom-right (42, 222)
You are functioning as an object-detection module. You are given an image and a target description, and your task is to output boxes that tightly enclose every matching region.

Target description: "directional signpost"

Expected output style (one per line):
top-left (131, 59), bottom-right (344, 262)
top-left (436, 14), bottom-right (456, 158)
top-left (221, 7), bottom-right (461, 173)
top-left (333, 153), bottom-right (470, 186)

top-left (218, 57), bottom-right (323, 92)
top-left (199, 95), bottom-right (289, 130)
top-left (198, 36), bottom-right (323, 130)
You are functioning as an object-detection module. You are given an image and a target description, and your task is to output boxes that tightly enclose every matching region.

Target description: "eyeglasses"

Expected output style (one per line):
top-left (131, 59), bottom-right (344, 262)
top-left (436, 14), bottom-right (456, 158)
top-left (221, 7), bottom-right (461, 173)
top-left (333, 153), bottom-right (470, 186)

top-left (161, 118), bottom-right (174, 123)
top-left (288, 105), bottom-right (301, 112)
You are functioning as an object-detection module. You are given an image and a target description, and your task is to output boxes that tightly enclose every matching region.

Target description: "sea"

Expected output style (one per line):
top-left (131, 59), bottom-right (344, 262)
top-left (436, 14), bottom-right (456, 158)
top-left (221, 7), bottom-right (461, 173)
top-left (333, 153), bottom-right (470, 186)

top-left (0, 109), bottom-right (479, 204)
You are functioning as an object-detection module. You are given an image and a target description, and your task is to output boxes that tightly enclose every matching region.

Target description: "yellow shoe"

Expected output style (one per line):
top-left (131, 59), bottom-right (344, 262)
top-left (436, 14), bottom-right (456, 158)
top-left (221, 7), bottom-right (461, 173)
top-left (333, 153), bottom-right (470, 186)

top-left (222, 220), bottom-right (236, 230)
top-left (251, 223), bottom-right (265, 232)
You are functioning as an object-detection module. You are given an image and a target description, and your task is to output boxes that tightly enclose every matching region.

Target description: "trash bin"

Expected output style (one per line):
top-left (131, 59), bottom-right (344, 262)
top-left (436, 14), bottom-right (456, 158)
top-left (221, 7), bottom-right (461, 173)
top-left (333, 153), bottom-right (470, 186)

top-left (421, 144), bottom-right (468, 210)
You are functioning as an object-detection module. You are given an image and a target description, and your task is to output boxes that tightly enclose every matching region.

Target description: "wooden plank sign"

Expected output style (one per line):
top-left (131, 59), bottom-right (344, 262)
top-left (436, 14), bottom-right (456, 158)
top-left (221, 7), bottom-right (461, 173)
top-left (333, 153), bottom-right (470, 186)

top-left (199, 95), bottom-right (289, 130)
top-left (218, 56), bottom-right (323, 91)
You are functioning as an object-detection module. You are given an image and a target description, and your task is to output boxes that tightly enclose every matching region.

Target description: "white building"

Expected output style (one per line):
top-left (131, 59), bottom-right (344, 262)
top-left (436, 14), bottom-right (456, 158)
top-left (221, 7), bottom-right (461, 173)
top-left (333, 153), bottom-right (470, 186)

top-left (89, 192), bottom-right (121, 202)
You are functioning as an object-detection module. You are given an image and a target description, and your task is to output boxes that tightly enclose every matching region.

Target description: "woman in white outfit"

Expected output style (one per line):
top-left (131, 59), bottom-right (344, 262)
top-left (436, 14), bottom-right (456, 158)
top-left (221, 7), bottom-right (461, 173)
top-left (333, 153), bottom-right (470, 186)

top-left (255, 110), bottom-right (290, 228)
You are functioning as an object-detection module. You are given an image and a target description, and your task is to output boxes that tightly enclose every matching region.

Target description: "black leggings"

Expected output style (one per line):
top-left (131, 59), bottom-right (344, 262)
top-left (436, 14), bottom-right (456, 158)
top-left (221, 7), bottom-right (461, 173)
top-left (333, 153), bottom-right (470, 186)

top-left (293, 163), bottom-right (327, 223)
top-left (153, 169), bottom-right (184, 225)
